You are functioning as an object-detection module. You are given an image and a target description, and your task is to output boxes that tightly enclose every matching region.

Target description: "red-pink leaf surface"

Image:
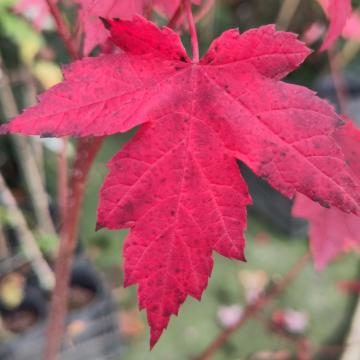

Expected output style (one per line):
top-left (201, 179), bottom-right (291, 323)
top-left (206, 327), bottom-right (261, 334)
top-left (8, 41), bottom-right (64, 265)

top-left (317, 0), bottom-right (352, 51)
top-left (293, 122), bottom-right (360, 270)
top-left (5, 17), bottom-right (360, 345)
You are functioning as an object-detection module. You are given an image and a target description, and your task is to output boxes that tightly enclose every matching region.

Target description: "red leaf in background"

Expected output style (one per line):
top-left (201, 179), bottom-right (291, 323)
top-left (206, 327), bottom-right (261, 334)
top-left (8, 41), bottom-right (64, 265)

top-left (5, 17), bottom-right (360, 345)
top-left (13, 0), bottom-right (52, 30)
top-left (302, 22), bottom-right (326, 46)
top-left (293, 194), bottom-right (360, 270)
top-left (317, 0), bottom-right (352, 51)
top-left (76, 0), bottom-right (148, 54)
top-left (154, 0), bottom-right (201, 18)
top-left (77, 0), bottom-right (201, 54)
top-left (13, 0), bottom-right (201, 53)
top-left (293, 122), bottom-right (360, 270)
top-left (342, 11), bottom-right (360, 42)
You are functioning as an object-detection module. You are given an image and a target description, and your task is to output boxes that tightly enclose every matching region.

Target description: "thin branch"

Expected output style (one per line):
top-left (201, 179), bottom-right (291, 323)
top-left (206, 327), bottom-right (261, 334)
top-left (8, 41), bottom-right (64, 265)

top-left (41, 2), bottom-right (103, 359)
top-left (328, 46), bottom-right (349, 114)
top-left (185, 0), bottom-right (199, 63)
top-left (0, 220), bottom-right (9, 259)
top-left (337, 40), bottom-right (360, 66)
top-left (13, 138), bottom-right (57, 235)
top-left (168, 2), bottom-right (184, 29)
top-left (276, 0), bottom-right (302, 30)
top-left (21, 66), bottom-right (46, 182)
top-left (43, 137), bottom-right (103, 360)
top-left (0, 56), bottom-right (57, 237)
top-left (57, 138), bottom-right (68, 229)
top-left (44, 0), bottom-right (80, 60)
top-left (194, 0), bottom-right (215, 24)
top-left (0, 173), bottom-right (55, 290)
top-left (193, 252), bottom-right (310, 360)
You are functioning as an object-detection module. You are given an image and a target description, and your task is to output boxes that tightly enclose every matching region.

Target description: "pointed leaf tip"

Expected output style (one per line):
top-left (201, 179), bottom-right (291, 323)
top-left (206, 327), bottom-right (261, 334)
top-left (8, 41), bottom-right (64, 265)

top-left (95, 222), bottom-right (104, 231)
top-left (150, 329), bottom-right (162, 350)
top-left (99, 17), bottom-right (111, 30)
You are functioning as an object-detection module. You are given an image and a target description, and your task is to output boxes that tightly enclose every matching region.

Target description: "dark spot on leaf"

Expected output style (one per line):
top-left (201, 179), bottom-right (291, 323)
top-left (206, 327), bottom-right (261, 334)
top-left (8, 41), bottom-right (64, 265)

top-left (179, 56), bottom-right (187, 62)
top-left (123, 202), bottom-right (134, 216)
top-left (336, 117), bottom-right (346, 128)
top-left (170, 210), bottom-right (175, 216)
top-left (312, 195), bottom-right (330, 208)
top-left (151, 305), bottom-right (159, 312)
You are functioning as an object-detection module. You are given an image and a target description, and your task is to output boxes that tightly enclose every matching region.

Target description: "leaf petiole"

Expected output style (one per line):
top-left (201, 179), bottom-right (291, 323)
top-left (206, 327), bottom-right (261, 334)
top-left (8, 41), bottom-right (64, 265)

top-left (185, 0), bottom-right (199, 63)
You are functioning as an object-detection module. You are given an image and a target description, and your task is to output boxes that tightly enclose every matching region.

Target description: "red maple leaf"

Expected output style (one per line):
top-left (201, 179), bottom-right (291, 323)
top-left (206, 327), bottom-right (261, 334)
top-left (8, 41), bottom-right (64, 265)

top-left (317, 0), bottom-right (352, 51)
top-left (293, 122), bottom-right (360, 270)
top-left (4, 17), bottom-right (360, 346)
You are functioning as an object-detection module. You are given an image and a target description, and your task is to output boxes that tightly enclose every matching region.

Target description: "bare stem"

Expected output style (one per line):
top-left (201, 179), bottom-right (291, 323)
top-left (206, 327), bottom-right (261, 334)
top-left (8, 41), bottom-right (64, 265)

top-left (39, 0), bottom-right (106, 358)
top-left (0, 214), bottom-right (9, 259)
top-left (43, 137), bottom-right (103, 360)
top-left (194, 0), bottom-right (215, 24)
top-left (41, 2), bottom-right (104, 359)
top-left (185, 0), bottom-right (199, 63)
top-left (276, 0), bottom-right (301, 30)
top-left (0, 173), bottom-right (55, 290)
top-left (328, 47), bottom-right (349, 114)
top-left (168, 2), bottom-right (184, 29)
top-left (21, 67), bottom-right (46, 181)
top-left (57, 138), bottom-right (68, 229)
top-left (45, 0), bottom-right (80, 60)
top-left (0, 56), bottom-right (56, 237)
top-left (193, 252), bottom-right (310, 360)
